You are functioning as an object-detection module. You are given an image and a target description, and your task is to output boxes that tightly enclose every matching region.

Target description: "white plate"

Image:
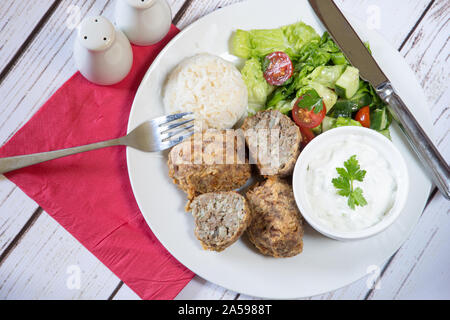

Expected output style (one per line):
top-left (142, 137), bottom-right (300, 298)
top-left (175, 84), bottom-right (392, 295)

top-left (126, 0), bottom-right (432, 299)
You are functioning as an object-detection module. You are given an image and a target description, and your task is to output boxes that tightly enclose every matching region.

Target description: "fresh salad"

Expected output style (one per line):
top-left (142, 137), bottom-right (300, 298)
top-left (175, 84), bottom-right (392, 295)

top-left (230, 21), bottom-right (392, 146)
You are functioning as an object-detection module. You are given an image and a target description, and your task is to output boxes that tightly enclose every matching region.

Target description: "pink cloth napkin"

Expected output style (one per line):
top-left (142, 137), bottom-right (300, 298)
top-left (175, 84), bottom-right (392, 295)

top-left (0, 25), bottom-right (195, 300)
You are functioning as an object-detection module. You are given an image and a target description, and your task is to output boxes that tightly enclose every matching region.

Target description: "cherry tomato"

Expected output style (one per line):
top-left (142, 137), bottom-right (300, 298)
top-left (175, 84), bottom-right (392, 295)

top-left (263, 51), bottom-right (293, 86)
top-left (355, 106), bottom-right (371, 128)
top-left (300, 127), bottom-right (315, 148)
top-left (292, 98), bottom-right (326, 128)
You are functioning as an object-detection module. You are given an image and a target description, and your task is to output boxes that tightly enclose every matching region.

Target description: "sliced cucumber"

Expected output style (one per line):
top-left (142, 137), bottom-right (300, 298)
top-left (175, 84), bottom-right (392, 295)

top-left (322, 116), bottom-right (336, 132)
top-left (309, 82), bottom-right (338, 113)
top-left (335, 66), bottom-right (360, 99)
top-left (370, 108), bottom-right (389, 131)
top-left (327, 100), bottom-right (359, 118)
top-left (350, 92), bottom-right (372, 108)
top-left (306, 65), bottom-right (346, 88)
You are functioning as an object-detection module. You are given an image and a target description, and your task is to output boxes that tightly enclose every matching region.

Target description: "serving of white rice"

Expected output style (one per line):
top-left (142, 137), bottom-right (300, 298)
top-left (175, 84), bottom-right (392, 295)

top-left (163, 53), bottom-right (248, 130)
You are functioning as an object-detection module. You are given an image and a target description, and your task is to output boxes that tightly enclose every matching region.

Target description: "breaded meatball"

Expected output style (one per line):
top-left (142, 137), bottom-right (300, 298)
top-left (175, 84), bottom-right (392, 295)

top-left (246, 178), bottom-right (303, 258)
top-left (190, 191), bottom-right (252, 252)
top-left (168, 129), bottom-right (251, 205)
top-left (241, 110), bottom-right (301, 176)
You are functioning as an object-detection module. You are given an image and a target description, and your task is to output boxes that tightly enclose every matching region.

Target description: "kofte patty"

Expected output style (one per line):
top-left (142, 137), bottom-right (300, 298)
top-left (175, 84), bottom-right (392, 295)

top-left (241, 110), bottom-right (302, 177)
top-left (190, 191), bottom-right (252, 252)
top-left (246, 178), bottom-right (304, 258)
top-left (168, 129), bottom-right (251, 205)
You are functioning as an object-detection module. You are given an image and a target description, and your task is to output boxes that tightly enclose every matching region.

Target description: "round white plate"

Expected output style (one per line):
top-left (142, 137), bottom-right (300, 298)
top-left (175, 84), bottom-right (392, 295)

top-left (126, 0), bottom-right (432, 299)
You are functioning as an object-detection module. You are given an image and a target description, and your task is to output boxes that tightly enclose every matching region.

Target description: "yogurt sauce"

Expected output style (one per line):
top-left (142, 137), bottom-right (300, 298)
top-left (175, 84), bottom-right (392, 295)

top-left (304, 135), bottom-right (398, 232)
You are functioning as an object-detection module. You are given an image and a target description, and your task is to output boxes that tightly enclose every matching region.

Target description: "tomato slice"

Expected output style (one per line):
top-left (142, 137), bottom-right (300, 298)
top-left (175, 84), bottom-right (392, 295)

top-left (300, 127), bottom-right (315, 148)
top-left (263, 51), bottom-right (293, 86)
top-left (292, 98), bottom-right (326, 128)
top-left (355, 106), bottom-right (371, 128)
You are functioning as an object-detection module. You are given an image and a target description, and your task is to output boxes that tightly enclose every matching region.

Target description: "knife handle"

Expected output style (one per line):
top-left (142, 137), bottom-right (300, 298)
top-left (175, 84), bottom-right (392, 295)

top-left (376, 82), bottom-right (449, 200)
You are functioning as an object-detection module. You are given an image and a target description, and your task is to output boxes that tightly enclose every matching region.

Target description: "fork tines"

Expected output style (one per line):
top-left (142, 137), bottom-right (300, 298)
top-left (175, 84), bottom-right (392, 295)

top-left (155, 112), bottom-right (195, 150)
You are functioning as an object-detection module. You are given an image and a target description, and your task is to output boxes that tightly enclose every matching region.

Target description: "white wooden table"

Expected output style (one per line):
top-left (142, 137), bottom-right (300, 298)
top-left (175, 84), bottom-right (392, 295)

top-left (0, 0), bottom-right (448, 300)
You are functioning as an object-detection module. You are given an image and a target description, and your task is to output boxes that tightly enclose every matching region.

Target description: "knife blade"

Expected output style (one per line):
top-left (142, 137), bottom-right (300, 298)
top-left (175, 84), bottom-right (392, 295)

top-left (308, 0), bottom-right (450, 199)
top-left (309, 0), bottom-right (388, 87)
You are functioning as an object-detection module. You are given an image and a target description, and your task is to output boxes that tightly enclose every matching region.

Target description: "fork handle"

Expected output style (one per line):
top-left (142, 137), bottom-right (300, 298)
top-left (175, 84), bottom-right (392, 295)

top-left (0, 138), bottom-right (122, 174)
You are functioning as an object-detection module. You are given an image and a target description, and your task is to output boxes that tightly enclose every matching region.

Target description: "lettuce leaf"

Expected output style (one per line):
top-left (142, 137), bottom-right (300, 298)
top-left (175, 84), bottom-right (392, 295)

top-left (231, 22), bottom-right (320, 59)
top-left (282, 22), bottom-right (321, 56)
top-left (332, 117), bottom-right (362, 128)
top-left (240, 58), bottom-right (274, 115)
top-left (319, 32), bottom-right (349, 65)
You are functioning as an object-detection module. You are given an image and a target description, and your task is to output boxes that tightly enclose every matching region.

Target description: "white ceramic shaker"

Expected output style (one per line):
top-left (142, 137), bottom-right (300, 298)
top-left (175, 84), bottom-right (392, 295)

top-left (114, 0), bottom-right (172, 46)
top-left (73, 16), bottom-right (133, 85)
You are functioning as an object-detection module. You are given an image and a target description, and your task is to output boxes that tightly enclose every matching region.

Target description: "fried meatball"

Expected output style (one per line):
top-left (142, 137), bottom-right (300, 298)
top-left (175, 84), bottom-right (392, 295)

top-left (246, 178), bottom-right (303, 258)
top-left (190, 191), bottom-right (252, 252)
top-left (241, 110), bottom-right (301, 176)
top-left (168, 129), bottom-right (251, 205)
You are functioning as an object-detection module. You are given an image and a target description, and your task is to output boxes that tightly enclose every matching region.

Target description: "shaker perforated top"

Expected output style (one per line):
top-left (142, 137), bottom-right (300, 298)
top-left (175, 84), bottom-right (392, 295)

top-left (125, 0), bottom-right (157, 9)
top-left (77, 16), bottom-right (116, 52)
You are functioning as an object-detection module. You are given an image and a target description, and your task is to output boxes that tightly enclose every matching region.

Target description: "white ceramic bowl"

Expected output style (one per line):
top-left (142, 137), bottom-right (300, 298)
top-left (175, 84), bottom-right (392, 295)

top-left (292, 126), bottom-right (409, 241)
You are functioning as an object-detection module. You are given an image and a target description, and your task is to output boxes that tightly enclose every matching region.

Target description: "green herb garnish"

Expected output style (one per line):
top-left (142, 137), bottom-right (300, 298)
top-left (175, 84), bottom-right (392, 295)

top-left (332, 155), bottom-right (368, 210)
top-left (296, 89), bottom-right (323, 114)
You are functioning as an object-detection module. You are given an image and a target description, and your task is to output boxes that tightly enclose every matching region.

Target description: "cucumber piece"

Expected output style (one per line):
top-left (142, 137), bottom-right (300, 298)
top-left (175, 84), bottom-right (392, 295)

top-left (322, 116), bottom-right (336, 132)
top-left (370, 108), bottom-right (388, 131)
top-left (306, 65), bottom-right (346, 88)
top-left (309, 82), bottom-right (338, 113)
top-left (350, 92), bottom-right (372, 108)
top-left (331, 52), bottom-right (348, 65)
top-left (327, 100), bottom-right (359, 118)
top-left (335, 66), bottom-right (360, 99)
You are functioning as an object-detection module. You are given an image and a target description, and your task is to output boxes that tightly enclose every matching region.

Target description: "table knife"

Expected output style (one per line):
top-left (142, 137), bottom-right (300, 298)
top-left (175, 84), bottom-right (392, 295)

top-left (308, 0), bottom-right (449, 199)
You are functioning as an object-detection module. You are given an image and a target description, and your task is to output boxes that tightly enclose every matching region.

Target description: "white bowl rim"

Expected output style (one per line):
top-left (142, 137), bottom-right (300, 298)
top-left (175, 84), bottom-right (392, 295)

top-left (292, 126), bottom-right (410, 241)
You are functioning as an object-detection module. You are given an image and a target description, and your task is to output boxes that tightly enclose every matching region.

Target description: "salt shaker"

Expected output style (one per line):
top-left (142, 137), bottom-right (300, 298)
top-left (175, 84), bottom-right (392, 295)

top-left (73, 16), bottom-right (133, 85)
top-left (114, 0), bottom-right (172, 46)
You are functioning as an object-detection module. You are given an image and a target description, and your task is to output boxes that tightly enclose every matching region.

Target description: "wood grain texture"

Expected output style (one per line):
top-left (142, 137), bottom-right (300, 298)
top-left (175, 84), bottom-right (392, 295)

top-left (400, 0), bottom-right (449, 156)
top-left (0, 178), bottom-right (38, 256)
top-left (369, 193), bottom-right (450, 299)
top-left (0, 213), bottom-right (119, 299)
top-left (111, 282), bottom-right (140, 300)
top-left (175, 277), bottom-right (238, 300)
top-left (0, 1), bottom-right (56, 74)
top-left (0, 0), bottom-right (448, 300)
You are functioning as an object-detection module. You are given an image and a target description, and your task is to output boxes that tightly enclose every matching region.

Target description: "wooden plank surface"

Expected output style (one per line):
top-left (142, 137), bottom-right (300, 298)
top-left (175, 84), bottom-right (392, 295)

top-left (0, 1), bottom-right (57, 75)
top-left (0, 0), bottom-right (448, 300)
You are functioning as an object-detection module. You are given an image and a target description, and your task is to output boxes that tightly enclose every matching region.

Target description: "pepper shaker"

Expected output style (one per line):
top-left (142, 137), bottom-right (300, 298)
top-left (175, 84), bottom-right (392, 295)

top-left (114, 0), bottom-right (172, 46)
top-left (73, 16), bottom-right (133, 85)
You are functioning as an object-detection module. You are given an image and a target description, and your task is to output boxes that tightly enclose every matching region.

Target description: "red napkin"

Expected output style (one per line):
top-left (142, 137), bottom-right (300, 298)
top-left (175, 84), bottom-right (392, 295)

top-left (0, 25), bottom-right (195, 300)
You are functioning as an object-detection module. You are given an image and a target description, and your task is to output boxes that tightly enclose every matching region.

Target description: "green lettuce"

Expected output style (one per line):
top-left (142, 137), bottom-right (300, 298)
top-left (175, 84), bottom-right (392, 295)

top-left (231, 21), bottom-right (320, 59)
top-left (240, 58), bottom-right (274, 115)
top-left (294, 42), bottom-right (331, 68)
top-left (332, 117), bottom-right (362, 128)
top-left (319, 32), bottom-right (349, 65)
top-left (282, 22), bottom-right (321, 56)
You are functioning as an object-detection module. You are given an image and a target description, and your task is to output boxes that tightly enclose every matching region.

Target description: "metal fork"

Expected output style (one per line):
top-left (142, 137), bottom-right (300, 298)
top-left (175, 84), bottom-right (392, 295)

top-left (0, 112), bottom-right (194, 174)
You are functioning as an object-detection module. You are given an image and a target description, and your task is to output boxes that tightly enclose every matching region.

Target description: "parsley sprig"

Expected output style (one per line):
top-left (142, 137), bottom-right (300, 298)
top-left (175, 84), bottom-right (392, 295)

top-left (332, 155), bottom-right (368, 210)
top-left (296, 89), bottom-right (324, 114)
